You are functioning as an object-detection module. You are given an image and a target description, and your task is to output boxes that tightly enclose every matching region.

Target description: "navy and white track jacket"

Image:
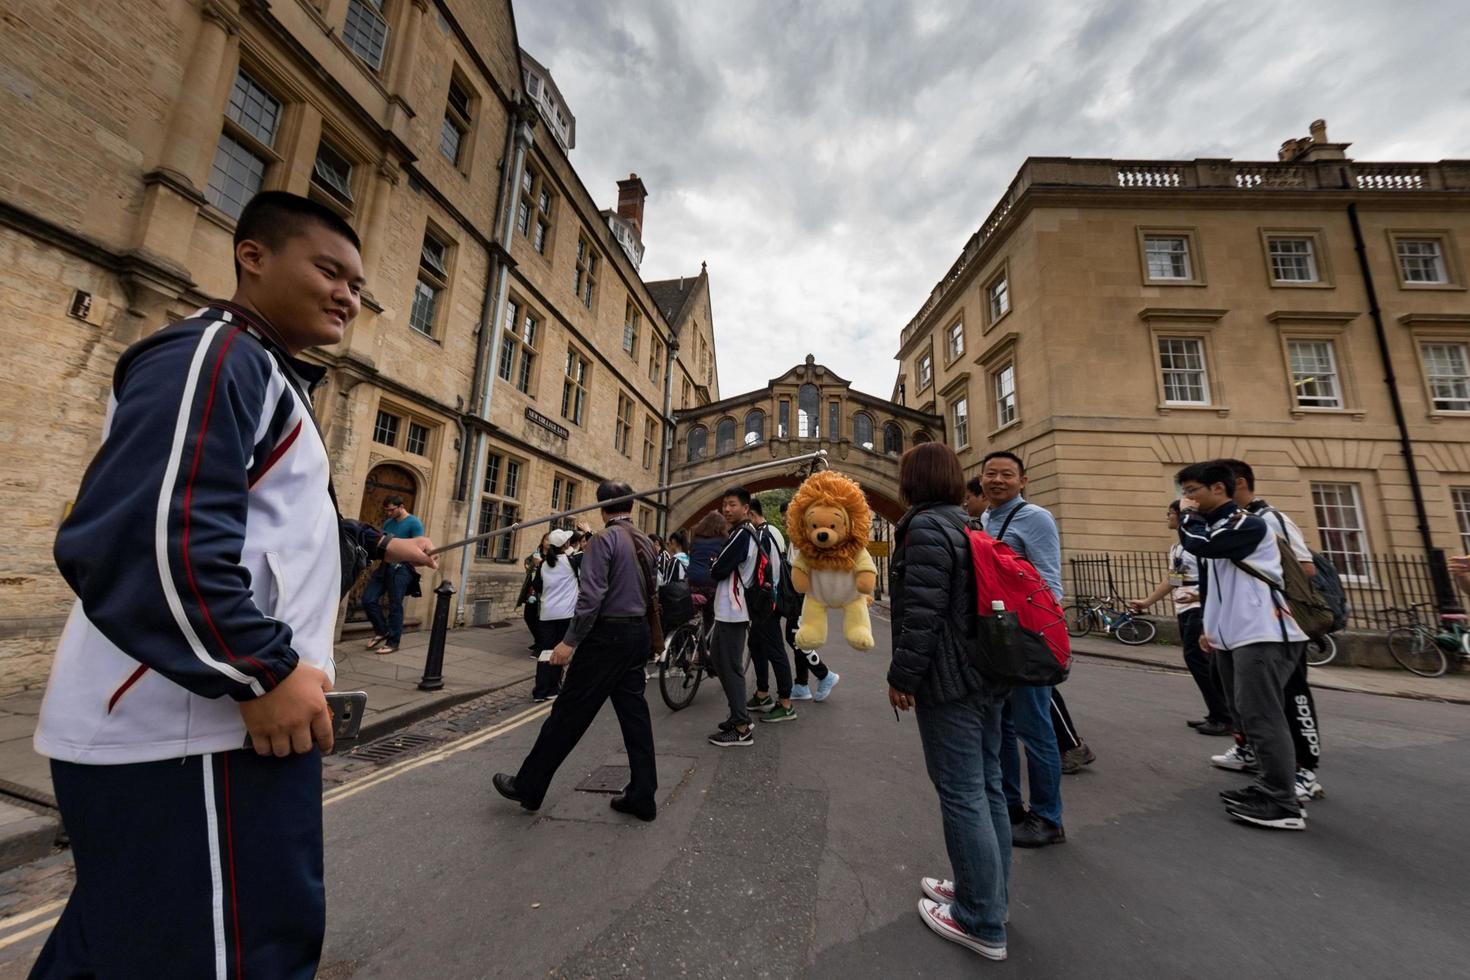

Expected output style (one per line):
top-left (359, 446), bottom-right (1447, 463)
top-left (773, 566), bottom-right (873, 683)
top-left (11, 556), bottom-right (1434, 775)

top-left (35, 304), bottom-right (380, 764)
top-left (1178, 502), bottom-right (1307, 651)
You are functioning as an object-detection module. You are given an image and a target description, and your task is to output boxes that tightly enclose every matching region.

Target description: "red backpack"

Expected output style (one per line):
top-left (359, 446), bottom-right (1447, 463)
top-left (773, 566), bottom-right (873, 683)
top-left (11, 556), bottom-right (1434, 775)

top-left (963, 507), bottom-right (1070, 687)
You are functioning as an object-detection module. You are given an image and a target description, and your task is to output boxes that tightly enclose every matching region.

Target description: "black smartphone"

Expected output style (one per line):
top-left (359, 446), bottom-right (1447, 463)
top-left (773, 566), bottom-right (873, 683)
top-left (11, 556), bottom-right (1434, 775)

top-left (241, 690), bottom-right (368, 753)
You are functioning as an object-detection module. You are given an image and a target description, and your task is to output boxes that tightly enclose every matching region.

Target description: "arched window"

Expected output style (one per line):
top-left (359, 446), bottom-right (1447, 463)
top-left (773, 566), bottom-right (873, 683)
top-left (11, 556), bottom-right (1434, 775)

top-left (744, 410), bottom-right (765, 446)
top-left (883, 422), bottom-right (903, 456)
top-left (852, 412), bottom-right (874, 450)
top-left (798, 384), bottom-right (820, 437)
top-left (913, 430), bottom-right (932, 445)
top-left (687, 425), bottom-right (707, 462)
top-left (715, 417), bottom-right (736, 455)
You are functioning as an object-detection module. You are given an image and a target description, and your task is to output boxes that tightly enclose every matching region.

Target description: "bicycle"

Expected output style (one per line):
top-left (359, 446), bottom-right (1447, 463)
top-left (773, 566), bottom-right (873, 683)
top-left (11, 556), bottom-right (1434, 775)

top-left (1065, 594), bottom-right (1157, 645)
top-left (1305, 633), bottom-right (1338, 667)
top-left (656, 613), bottom-right (752, 711)
top-left (1377, 602), bottom-right (1470, 678)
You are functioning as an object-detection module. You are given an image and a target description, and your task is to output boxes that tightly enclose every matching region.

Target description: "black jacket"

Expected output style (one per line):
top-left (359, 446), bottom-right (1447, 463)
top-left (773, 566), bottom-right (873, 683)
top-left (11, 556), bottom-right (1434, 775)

top-left (886, 502), bottom-right (988, 704)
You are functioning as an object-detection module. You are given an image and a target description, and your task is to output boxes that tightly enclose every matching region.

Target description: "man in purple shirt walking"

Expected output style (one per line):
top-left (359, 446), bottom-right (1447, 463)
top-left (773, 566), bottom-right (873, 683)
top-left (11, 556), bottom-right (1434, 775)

top-left (493, 481), bottom-right (660, 821)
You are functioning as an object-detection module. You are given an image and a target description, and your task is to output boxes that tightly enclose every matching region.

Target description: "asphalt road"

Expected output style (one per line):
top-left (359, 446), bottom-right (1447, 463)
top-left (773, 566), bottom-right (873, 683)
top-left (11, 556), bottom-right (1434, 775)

top-left (2, 609), bottom-right (1468, 978)
top-left (315, 610), bottom-right (1470, 979)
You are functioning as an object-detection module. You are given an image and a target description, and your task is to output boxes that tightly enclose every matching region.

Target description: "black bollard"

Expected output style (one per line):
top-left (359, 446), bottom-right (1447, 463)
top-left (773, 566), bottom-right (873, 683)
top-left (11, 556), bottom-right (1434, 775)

top-left (418, 579), bottom-right (455, 691)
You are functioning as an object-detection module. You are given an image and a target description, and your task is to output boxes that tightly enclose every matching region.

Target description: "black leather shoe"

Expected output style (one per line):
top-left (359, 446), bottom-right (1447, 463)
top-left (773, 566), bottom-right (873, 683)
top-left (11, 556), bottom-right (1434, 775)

top-left (1012, 812), bottom-right (1066, 848)
top-left (493, 773), bottom-right (539, 811)
top-left (1186, 718), bottom-right (1207, 729)
top-left (609, 795), bottom-right (657, 822)
top-left (1008, 804), bottom-right (1027, 826)
top-left (1196, 720), bottom-right (1233, 737)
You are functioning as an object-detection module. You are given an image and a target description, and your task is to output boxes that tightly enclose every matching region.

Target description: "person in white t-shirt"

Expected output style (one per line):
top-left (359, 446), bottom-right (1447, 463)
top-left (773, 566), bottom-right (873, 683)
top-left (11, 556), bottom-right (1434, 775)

top-left (530, 529), bottom-right (581, 702)
top-left (1132, 500), bottom-right (1232, 734)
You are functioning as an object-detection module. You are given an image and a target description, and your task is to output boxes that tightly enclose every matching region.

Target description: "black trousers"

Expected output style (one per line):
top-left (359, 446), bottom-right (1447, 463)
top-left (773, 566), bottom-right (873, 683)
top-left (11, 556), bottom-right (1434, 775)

top-left (514, 620), bottom-right (657, 808)
top-left (1179, 608), bottom-right (1231, 723)
top-left (749, 614), bottom-right (792, 699)
top-left (33, 750), bottom-right (324, 979)
top-left (532, 617), bottom-right (570, 700)
top-left (784, 615), bottom-right (829, 683)
top-left (1050, 689), bottom-right (1082, 754)
top-left (1211, 635), bottom-right (1323, 770)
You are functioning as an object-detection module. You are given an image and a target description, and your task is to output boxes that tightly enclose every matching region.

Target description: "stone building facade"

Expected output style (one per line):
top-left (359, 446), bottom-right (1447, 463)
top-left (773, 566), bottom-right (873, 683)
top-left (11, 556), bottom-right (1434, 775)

top-left (894, 123), bottom-right (1470, 585)
top-left (0, 0), bottom-right (714, 693)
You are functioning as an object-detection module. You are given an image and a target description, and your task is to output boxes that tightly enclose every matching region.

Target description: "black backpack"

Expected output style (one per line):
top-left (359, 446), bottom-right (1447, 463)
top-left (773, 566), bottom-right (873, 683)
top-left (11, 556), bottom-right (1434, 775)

top-left (658, 559), bottom-right (695, 626)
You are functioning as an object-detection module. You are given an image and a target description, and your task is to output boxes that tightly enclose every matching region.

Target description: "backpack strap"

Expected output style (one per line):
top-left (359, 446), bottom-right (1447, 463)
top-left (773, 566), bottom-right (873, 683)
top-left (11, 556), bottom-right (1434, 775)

top-left (994, 502), bottom-right (1029, 545)
top-left (1229, 557), bottom-right (1292, 645)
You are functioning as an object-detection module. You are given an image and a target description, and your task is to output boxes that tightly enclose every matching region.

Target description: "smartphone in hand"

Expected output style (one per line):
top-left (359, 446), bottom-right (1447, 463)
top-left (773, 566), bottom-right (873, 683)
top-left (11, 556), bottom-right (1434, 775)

top-left (325, 691), bottom-right (368, 742)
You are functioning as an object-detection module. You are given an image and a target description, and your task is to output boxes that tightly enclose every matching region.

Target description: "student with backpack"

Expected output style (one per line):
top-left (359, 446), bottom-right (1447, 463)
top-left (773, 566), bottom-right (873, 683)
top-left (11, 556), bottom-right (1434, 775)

top-left (531, 529), bottom-right (581, 702)
top-left (706, 488), bottom-right (761, 747)
top-left (744, 499), bottom-right (797, 723)
top-left (1218, 459), bottom-right (1332, 804)
top-left (888, 443), bottom-right (1011, 961)
top-left (1176, 461), bottom-right (1309, 831)
top-left (974, 456), bottom-right (1069, 847)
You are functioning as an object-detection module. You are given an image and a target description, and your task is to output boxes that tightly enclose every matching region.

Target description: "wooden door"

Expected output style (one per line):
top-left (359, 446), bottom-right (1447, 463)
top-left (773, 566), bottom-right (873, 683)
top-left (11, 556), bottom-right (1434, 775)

top-left (345, 464), bottom-right (419, 621)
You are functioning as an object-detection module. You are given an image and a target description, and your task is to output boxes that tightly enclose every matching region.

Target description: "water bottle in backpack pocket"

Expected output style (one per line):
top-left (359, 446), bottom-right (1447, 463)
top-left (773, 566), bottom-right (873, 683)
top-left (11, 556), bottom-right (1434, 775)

top-left (960, 523), bottom-right (1071, 687)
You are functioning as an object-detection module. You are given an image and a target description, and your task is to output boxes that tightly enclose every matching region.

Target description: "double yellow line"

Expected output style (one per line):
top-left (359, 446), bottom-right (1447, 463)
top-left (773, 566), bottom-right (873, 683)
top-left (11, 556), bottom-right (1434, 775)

top-left (0, 701), bottom-right (553, 953)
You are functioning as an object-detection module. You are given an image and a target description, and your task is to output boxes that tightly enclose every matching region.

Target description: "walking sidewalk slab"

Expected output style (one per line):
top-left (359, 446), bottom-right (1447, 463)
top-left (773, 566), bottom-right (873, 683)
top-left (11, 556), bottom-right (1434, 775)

top-left (1072, 634), bottom-right (1470, 705)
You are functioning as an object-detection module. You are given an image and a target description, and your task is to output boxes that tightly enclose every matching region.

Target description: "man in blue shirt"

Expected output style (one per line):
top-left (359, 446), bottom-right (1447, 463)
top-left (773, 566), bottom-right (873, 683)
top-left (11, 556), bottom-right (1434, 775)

top-left (362, 495), bottom-right (425, 654)
top-left (977, 452), bottom-right (1069, 847)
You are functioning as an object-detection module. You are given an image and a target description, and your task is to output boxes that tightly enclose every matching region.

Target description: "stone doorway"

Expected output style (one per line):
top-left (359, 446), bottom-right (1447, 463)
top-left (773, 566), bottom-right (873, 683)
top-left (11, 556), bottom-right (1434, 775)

top-left (346, 463), bottom-right (419, 622)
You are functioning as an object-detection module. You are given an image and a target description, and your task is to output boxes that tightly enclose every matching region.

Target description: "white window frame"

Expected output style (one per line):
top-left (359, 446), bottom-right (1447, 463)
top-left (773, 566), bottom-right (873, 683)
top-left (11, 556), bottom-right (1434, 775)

top-left (945, 319), bottom-right (964, 361)
top-left (1157, 336), bottom-right (1211, 405)
top-left (1421, 342), bottom-right (1470, 412)
top-left (987, 275), bottom-right (1010, 323)
top-left (409, 230), bottom-right (449, 337)
top-left (993, 361), bottom-right (1017, 428)
top-left (1311, 482), bottom-right (1372, 584)
top-left (1144, 235), bottom-right (1192, 281)
top-left (1397, 238), bottom-right (1448, 284)
top-left (950, 396), bottom-right (969, 450)
top-left (1268, 237), bottom-right (1319, 283)
top-left (917, 352), bottom-right (933, 391)
top-left (1454, 487), bottom-right (1470, 554)
top-left (1287, 339), bottom-right (1342, 409)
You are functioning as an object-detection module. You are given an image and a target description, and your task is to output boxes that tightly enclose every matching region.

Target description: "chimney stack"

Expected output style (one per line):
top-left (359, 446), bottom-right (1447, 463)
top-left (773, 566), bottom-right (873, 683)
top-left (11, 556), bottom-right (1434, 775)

top-left (616, 173), bottom-right (648, 238)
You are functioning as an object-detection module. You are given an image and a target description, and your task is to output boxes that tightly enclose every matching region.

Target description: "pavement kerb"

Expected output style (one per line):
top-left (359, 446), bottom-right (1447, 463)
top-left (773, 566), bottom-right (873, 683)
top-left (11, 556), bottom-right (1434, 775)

top-left (1072, 639), bottom-right (1470, 706)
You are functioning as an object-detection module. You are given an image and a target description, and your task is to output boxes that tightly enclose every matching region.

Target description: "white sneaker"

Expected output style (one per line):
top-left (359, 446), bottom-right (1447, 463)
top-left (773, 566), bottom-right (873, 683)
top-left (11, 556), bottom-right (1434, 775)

top-left (1211, 744), bottom-right (1258, 772)
top-left (1295, 768), bottom-right (1324, 802)
top-left (920, 877), bottom-right (955, 904)
top-left (917, 899), bottom-right (1006, 960)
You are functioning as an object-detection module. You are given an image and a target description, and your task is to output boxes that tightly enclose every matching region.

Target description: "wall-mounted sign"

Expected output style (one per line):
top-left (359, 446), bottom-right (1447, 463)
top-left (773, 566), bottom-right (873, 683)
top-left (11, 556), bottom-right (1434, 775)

top-left (525, 407), bottom-right (570, 440)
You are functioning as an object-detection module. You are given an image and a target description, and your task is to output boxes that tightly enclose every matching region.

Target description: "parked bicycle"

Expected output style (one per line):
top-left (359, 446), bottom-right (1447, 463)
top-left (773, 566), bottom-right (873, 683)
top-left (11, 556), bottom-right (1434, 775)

top-left (1376, 602), bottom-right (1470, 678)
top-left (1065, 593), bottom-right (1157, 645)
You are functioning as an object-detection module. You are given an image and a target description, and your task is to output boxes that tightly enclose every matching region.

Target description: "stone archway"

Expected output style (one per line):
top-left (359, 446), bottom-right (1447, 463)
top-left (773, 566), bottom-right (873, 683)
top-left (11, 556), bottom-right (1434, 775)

top-left (347, 462), bottom-right (420, 622)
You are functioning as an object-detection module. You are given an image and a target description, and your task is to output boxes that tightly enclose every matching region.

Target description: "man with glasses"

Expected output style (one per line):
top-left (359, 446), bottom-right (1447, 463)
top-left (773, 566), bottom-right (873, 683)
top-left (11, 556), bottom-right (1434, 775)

top-left (362, 495), bottom-right (424, 654)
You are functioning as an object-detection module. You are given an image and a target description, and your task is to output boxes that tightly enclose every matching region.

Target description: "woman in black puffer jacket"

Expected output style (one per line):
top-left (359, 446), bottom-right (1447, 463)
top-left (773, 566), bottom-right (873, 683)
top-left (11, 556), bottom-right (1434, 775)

top-left (887, 442), bottom-right (1011, 961)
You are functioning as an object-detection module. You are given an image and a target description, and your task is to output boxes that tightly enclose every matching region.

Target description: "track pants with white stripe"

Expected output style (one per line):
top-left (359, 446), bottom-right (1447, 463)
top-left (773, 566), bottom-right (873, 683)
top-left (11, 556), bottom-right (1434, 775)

top-left (31, 750), bottom-right (324, 980)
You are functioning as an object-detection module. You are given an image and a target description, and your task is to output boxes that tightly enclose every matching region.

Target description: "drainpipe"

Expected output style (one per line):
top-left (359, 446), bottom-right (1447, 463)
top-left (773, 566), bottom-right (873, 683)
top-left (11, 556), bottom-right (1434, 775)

top-left (658, 336), bottom-right (679, 535)
top-left (455, 105), bottom-right (535, 624)
top-left (1347, 203), bottom-right (1461, 615)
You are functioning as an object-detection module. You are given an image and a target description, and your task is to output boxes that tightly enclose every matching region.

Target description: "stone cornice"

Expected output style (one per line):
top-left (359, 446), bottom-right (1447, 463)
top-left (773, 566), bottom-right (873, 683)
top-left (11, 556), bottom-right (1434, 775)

top-left (1137, 307), bottom-right (1229, 322)
top-left (1265, 309), bottom-right (1362, 324)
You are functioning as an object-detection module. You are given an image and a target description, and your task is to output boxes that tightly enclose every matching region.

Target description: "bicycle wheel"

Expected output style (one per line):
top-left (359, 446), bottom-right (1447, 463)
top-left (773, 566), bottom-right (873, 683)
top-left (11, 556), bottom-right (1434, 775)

top-left (1387, 627), bottom-right (1448, 678)
top-left (1113, 616), bottom-right (1156, 645)
top-left (1064, 604), bottom-right (1095, 637)
top-left (659, 626), bottom-right (704, 710)
top-left (1305, 634), bottom-right (1337, 667)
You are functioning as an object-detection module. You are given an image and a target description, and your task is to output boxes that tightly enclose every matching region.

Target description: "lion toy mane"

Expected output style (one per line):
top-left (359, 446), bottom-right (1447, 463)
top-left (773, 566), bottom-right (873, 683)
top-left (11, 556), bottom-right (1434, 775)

top-left (787, 471), bottom-right (877, 651)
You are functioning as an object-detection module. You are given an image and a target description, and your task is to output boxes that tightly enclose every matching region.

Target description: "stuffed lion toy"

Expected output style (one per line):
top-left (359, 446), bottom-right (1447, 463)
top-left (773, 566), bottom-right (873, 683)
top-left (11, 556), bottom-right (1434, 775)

top-left (787, 471), bottom-right (877, 651)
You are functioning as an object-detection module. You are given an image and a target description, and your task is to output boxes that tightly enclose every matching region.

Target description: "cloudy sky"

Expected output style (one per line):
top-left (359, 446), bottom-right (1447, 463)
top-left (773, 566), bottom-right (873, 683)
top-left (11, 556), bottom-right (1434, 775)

top-left (516, 1), bottom-right (1470, 400)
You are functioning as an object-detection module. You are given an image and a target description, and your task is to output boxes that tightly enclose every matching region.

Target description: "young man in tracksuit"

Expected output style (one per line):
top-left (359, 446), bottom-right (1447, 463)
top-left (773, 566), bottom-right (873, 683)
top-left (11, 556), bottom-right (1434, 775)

top-left (744, 499), bottom-right (798, 723)
top-left (30, 192), bottom-right (437, 977)
top-left (707, 487), bottom-right (760, 747)
top-left (1176, 461), bottom-right (1308, 831)
top-left (1217, 458), bottom-right (1326, 803)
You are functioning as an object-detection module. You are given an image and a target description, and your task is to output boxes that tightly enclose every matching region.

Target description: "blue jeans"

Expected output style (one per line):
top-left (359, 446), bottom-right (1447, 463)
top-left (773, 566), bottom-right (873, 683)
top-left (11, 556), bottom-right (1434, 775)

top-left (1001, 685), bottom-right (1063, 825)
top-left (362, 564), bottom-right (412, 644)
top-left (915, 693), bottom-right (1010, 945)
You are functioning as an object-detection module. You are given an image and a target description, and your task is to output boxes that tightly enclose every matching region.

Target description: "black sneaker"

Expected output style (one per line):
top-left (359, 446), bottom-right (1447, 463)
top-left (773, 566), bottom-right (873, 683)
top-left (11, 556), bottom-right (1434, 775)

top-left (1196, 720), bottom-right (1232, 737)
top-left (708, 726), bottom-right (754, 747)
top-left (1218, 785), bottom-right (1265, 807)
top-left (1225, 796), bottom-right (1306, 831)
top-left (1186, 718), bottom-right (1207, 729)
top-left (1012, 812), bottom-right (1066, 848)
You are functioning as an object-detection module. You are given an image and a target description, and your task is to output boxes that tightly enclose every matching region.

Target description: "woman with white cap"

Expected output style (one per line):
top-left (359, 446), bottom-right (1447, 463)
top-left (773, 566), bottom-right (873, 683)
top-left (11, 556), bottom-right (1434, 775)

top-left (532, 528), bottom-right (581, 702)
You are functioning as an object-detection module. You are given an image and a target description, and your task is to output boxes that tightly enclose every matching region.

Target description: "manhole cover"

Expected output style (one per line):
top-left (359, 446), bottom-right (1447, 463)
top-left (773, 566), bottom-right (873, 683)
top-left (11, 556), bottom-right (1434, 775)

top-left (349, 732), bottom-right (441, 765)
top-left (574, 765), bottom-right (630, 793)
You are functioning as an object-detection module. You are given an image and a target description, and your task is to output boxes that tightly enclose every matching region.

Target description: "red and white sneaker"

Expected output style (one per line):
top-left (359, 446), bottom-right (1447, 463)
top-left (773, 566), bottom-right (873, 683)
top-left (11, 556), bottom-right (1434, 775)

top-left (920, 877), bottom-right (956, 904)
top-left (917, 899), bottom-right (1007, 960)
